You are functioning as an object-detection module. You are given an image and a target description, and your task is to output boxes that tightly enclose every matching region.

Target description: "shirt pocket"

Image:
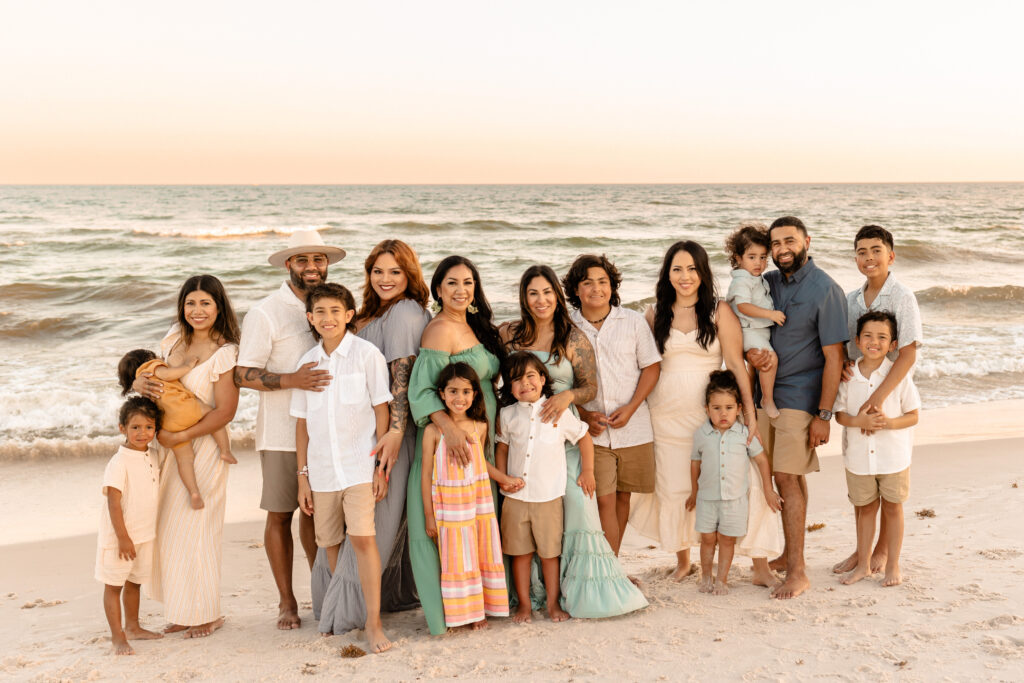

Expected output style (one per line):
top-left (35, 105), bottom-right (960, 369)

top-left (335, 372), bottom-right (369, 405)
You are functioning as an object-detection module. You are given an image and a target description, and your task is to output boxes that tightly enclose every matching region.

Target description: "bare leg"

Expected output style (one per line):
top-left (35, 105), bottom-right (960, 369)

top-left (325, 542), bottom-right (341, 574)
top-left (698, 533), bottom-right (716, 593)
top-left (103, 584), bottom-right (133, 655)
top-left (881, 500), bottom-right (904, 586)
top-left (771, 473), bottom-right (810, 599)
top-left (542, 556), bottom-right (570, 621)
top-left (349, 535), bottom-right (392, 653)
top-left (122, 581), bottom-right (162, 641)
top-left (184, 617), bottom-right (224, 638)
top-left (597, 493), bottom-right (620, 555)
top-left (841, 500), bottom-right (878, 585)
top-left (511, 554), bottom-right (533, 623)
top-left (196, 400), bottom-right (236, 464)
top-left (265, 511), bottom-right (300, 630)
top-left (299, 510), bottom-right (317, 571)
top-left (759, 352), bottom-right (780, 419)
top-left (172, 442), bottom-right (204, 509)
top-left (614, 491), bottom-right (631, 552)
top-left (671, 548), bottom-right (695, 581)
top-left (750, 557), bottom-right (776, 587)
top-left (713, 534), bottom-right (736, 595)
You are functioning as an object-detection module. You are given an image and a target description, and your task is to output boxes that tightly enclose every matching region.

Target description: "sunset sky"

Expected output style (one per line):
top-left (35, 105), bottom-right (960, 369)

top-left (2, 1), bottom-right (1022, 184)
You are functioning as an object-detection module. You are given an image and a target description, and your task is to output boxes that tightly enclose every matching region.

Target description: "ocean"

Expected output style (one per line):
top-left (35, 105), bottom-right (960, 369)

top-left (2, 183), bottom-right (1022, 459)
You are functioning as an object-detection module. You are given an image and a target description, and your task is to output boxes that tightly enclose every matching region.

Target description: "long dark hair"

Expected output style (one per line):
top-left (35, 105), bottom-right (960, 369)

top-left (507, 265), bottom-right (574, 364)
top-left (437, 362), bottom-right (490, 452)
top-left (176, 274), bottom-right (241, 346)
top-left (430, 255), bottom-right (505, 363)
top-left (653, 241), bottom-right (717, 352)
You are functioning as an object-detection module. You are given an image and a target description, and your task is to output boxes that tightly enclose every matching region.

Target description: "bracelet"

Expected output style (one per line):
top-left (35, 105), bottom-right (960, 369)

top-left (297, 465), bottom-right (309, 477)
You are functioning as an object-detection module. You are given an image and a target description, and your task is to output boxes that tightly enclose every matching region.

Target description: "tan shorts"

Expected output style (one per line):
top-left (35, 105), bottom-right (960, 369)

top-left (312, 483), bottom-right (375, 547)
top-left (757, 409), bottom-right (819, 476)
top-left (260, 450), bottom-right (299, 513)
top-left (500, 497), bottom-right (564, 558)
top-left (594, 442), bottom-right (656, 496)
top-left (846, 468), bottom-right (910, 506)
top-left (94, 540), bottom-right (154, 587)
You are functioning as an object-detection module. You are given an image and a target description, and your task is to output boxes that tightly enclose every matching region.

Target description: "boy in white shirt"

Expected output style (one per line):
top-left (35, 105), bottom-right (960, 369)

top-left (291, 283), bottom-right (394, 653)
top-left (496, 352), bottom-right (595, 624)
top-left (96, 397), bottom-right (163, 655)
top-left (835, 311), bottom-right (920, 588)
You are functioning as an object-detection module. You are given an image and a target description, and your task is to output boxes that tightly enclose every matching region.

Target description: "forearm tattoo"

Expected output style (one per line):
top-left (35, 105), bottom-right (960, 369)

top-left (388, 356), bottom-right (414, 432)
top-left (234, 366), bottom-right (282, 390)
top-left (567, 327), bottom-right (598, 405)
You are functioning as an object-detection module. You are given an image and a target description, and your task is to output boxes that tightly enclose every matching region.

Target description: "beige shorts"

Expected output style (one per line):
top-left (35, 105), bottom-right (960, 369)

top-left (594, 442), bottom-right (656, 496)
top-left (312, 483), bottom-right (375, 547)
top-left (846, 468), bottom-right (910, 506)
top-left (500, 497), bottom-right (564, 558)
top-left (94, 540), bottom-right (154, 587)
top-left (757, 409), bottom-right (819, 476)
top-left (260, 450), bottom-right (300, 513)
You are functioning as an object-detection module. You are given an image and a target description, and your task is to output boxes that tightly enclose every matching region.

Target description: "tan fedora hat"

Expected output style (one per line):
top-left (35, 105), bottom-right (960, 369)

top-left (268, 229), bottom-right (346, 268)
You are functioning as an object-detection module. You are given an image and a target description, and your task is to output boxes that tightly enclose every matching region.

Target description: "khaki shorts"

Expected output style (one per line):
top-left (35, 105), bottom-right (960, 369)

top-left (757, 409), bottom-right (819, 476)
top-left (260, 450), bottom-right (299, 513)
top-left (594, 443), bottom-right (656, 496)
top-left (312, 483), bottom-right (375, 547)
top-left (500, 497), bottom-right (564, 558)
top-left (846, 468), bottom-right (910, 506)
top-left (95, 540), bottom-right (154, 587)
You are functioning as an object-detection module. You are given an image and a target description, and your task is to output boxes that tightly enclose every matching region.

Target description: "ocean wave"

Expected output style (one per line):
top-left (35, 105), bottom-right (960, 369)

top-left (382, 219), bottom-right (526, 232)
top-left (0, 315), bottom-right (83, 339)
top-left (0, 434), bottom-right (255, 462)
top-left (125, 213), bottom-right (175, 221)
top-left (0, 215), bottom-right (45, 224)
top-left (897, 243), bottom-right (1024, 264)
top-left (916, 285), bottom-right (1024, 308)
top-left (131, 225), bottom-right (326, 239)
top-left (915, 356), bottom-right (1024, 380)
top-left (531, 220), bottom-right (577, 228)
top-left (647, 200), bottom-right (680, 206)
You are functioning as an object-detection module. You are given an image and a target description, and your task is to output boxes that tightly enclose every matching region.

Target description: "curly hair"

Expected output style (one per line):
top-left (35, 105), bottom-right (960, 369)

top-left (724, 222), bottom-right (770, 269)
top-left (561, 254), bottom-right (622, 310)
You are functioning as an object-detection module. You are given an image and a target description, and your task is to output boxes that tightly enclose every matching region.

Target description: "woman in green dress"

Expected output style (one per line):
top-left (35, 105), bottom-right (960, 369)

top-left (500, 265), bottom-right (647, 617)
top-left (407, 255), bottom-right (506, 635)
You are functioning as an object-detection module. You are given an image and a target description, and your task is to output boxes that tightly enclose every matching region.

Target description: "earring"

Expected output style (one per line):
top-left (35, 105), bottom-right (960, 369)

top-left (430, 301), bottom-right (442, 314)
top-left (467, 303), bottom-right (479, 314)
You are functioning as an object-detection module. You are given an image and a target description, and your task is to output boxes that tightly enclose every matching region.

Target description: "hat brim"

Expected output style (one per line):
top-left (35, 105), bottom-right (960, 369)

top-left (268, 246), bottom-right (346, 268)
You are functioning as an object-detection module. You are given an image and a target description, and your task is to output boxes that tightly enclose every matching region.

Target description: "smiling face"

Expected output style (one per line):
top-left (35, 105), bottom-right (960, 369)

top-left (669, 249), bottom-right (701, 300)
top-left (510, 366), bottom-right (545, 403)
top-left (705, 390), bottom-right (740, 433)
top-left (306, 296), bottom-right (353, 343)
top-left (525, 275), bottom-right (558, 322)
top-left (370, 252), bottom-right (409, 303)
top-left (287, 252), bottom-right (329, 292)
top-left (120, 412), bottom-right (157, 451)
top-left (576, 266), bottom-right (612, 312)
top-left (437, 264), bottom-right (475, 312)
top-left (440, 376), bottom-right (475, 416)
top-left (183, 289), bottom-right (219, 333)
top-left (770, 225), bottom-right (810, 276)
top-left (855, 237), bottom-right (895, 282)
top-left (739, 244), bottom-right (769, 277)
top-left (856, 319), bottom-right (897, 362)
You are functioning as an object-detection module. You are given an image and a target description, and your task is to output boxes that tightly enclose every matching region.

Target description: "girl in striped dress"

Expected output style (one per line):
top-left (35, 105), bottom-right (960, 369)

top-left (421, 363), bottom-right (516, 629)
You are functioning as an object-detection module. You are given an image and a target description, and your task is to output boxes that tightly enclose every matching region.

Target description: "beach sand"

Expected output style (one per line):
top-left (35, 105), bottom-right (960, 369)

top-left (2, 401), bottom-right (1022, 681)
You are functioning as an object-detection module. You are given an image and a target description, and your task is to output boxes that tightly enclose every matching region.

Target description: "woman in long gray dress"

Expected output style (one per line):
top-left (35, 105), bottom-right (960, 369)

top-left (312, 239), bottom-right (432, 634)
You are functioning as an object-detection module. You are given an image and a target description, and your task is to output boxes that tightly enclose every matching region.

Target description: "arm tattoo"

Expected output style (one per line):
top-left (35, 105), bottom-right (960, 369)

top-left (234, 366), bottom-right (282, 390)
top-left (567, 327), bottom-right (598, 405)
top-left (388, 356), bottom-right (414, 432)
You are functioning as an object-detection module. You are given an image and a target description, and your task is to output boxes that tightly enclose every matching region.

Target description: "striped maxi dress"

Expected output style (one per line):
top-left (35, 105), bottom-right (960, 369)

top-left (431, 433), bottom-right (509, 627)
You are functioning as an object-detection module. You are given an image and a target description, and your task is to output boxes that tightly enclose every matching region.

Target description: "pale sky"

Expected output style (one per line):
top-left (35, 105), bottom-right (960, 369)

top-left (2, 1), bottom-right (1022, 183)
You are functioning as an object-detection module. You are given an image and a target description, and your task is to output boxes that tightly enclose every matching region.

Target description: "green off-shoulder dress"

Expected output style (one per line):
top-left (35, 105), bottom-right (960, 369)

top-left (407, 344), bottom-right (500, 635)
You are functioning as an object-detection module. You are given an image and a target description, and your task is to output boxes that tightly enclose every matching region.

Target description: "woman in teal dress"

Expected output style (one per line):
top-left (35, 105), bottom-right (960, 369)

top-left (407, 255), bottom-right (506, 635)
top-left (500, 265), bottom-right (647, 618)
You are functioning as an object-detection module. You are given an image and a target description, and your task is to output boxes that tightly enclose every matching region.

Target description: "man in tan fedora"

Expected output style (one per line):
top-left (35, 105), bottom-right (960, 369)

top-left (235, 229), bottom-right (346, 630)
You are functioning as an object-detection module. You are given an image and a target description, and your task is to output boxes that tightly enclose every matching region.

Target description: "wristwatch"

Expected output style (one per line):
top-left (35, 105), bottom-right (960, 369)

top-left (816, 409), bottom-right (833, 421)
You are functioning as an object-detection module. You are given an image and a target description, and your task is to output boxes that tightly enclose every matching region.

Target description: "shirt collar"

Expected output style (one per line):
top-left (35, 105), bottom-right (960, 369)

top-left (855, 272), bottom-right (894, 307)
top-left (699, 418), bottom-right (745, 437)
top-left (731, 268), bottom-right (755, 279)
top-left (314, 332), bottom-right (354, 360)
top-left (118, 445), bottom-right (148, 458)
top-left (518, 398), bottom-right (543, 412)
top-left (783, 256), bottom-right (817, 285)
top-left (278, 281), bottom-right (306, 309)
top-left (854, 356), bottom-right (894, 382)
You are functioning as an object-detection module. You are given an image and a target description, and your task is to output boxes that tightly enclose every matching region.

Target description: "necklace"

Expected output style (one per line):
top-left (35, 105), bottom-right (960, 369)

top-left (584, 311), bottom-right (610, 325)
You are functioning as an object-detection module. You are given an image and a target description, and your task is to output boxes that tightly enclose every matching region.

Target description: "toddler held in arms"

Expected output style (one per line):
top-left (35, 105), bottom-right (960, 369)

top-left (119, 348), bottom-right (235, 510)
top-left (725, 223), bottom-right (785, 418)
top-left (686, 370), bottom-right (782, 595)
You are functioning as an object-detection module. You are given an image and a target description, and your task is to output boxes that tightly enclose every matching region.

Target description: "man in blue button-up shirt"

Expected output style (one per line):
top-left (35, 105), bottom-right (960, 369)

top-left (749, 216), bottom-right (848, 600)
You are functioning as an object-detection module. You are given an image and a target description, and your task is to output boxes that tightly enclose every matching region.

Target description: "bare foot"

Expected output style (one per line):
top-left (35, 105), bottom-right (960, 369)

top-left (698, 576), bottom-right (714, 593)
top-left (670, 563), bottom-right (697, 582)
top-left (870, 552), bottom-right (888, 574)
top-left (771, 572), bottom-right (810, 599)
top-left (768, 554), bottom-right (787, 572)
top-left (712, 580), bottom-right (730, 596)
top-left (366, 624), bottom-right (393, 653)
top-left (840, 565), bottom-right (870, 585)
top-left (184, 617), bottom-right (224, 638)
top-left (220, 451), bottom-right (238, 465)
top-left (882, 564), bottom-right (902, 587)
top-left (547, 603), bottom-right (571, 622)
top-left (163, 623), bottom-right (188, 634)
top-left (627, 574), bottom-right (642, 587)
top-left (471, 619), bottom-right (489, 630)
top-left (831, 551), bottom-right (857, 574)
top-left (751, 566), bottom-right (777, 588)
top-left (512, 604), bottom-right (532, 624)
top-left (190, 492), bottom-right (205, 510)
top-left (125, 626), bottom-right (163, 641)
top-left (277, 605), bottom-right (301, 630)
top-left (320, 631), bottom-right (333, 638)
top-left (110, 635), bottom-right (135, 656)
top-left (763, 400), bottom-right (781, 420)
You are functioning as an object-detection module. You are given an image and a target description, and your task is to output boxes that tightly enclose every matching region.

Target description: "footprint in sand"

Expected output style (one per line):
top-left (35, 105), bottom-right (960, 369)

top-left (956, 583), bottom-right (1005, 601)
top-left (977, 548), bottom-right (1023, 560)
top-left (967, 614), bottom-right (1024, 630)
top-left (20, 598), bottom-right (66, 609)
top-left (980, 635), bottom-right (1024, 657)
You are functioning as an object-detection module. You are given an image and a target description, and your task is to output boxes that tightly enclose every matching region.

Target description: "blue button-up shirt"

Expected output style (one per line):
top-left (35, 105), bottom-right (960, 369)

top-left (755, 257), bottom-right (848, 415)
top-left (691, 420), bottom-right (763, 501)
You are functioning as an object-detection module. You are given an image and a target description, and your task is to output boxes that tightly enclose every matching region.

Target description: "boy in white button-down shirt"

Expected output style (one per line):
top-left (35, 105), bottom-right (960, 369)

top-left (496, 352), bottom-right (595, 624)
top-left (835, 311), bottom-right (920, 589)
top-left (290, 283), bottom-right (395, 654)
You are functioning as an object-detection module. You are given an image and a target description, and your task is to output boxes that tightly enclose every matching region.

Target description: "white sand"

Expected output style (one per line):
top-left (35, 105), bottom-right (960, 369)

top-left (2, 401), bottom-right (1022, 680)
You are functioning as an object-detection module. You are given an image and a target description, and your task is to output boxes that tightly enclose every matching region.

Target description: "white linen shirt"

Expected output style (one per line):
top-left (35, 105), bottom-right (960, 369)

top-left (289, 333), bottom-right (393, 493)
top-left (98, 446), bottom-right (160, 548)
top-left (834, 357), bottom-right (921, 475)
top-left (238, 282), bottom-right (318, 452)
top-left (726, 268), bottom-right (774, 330)
top-left (846, 274), bottom-right (923, 363)
top-left (497, 399), bottom-right (589, 503)
top-left (570, 306), bottom-right (661, 449)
